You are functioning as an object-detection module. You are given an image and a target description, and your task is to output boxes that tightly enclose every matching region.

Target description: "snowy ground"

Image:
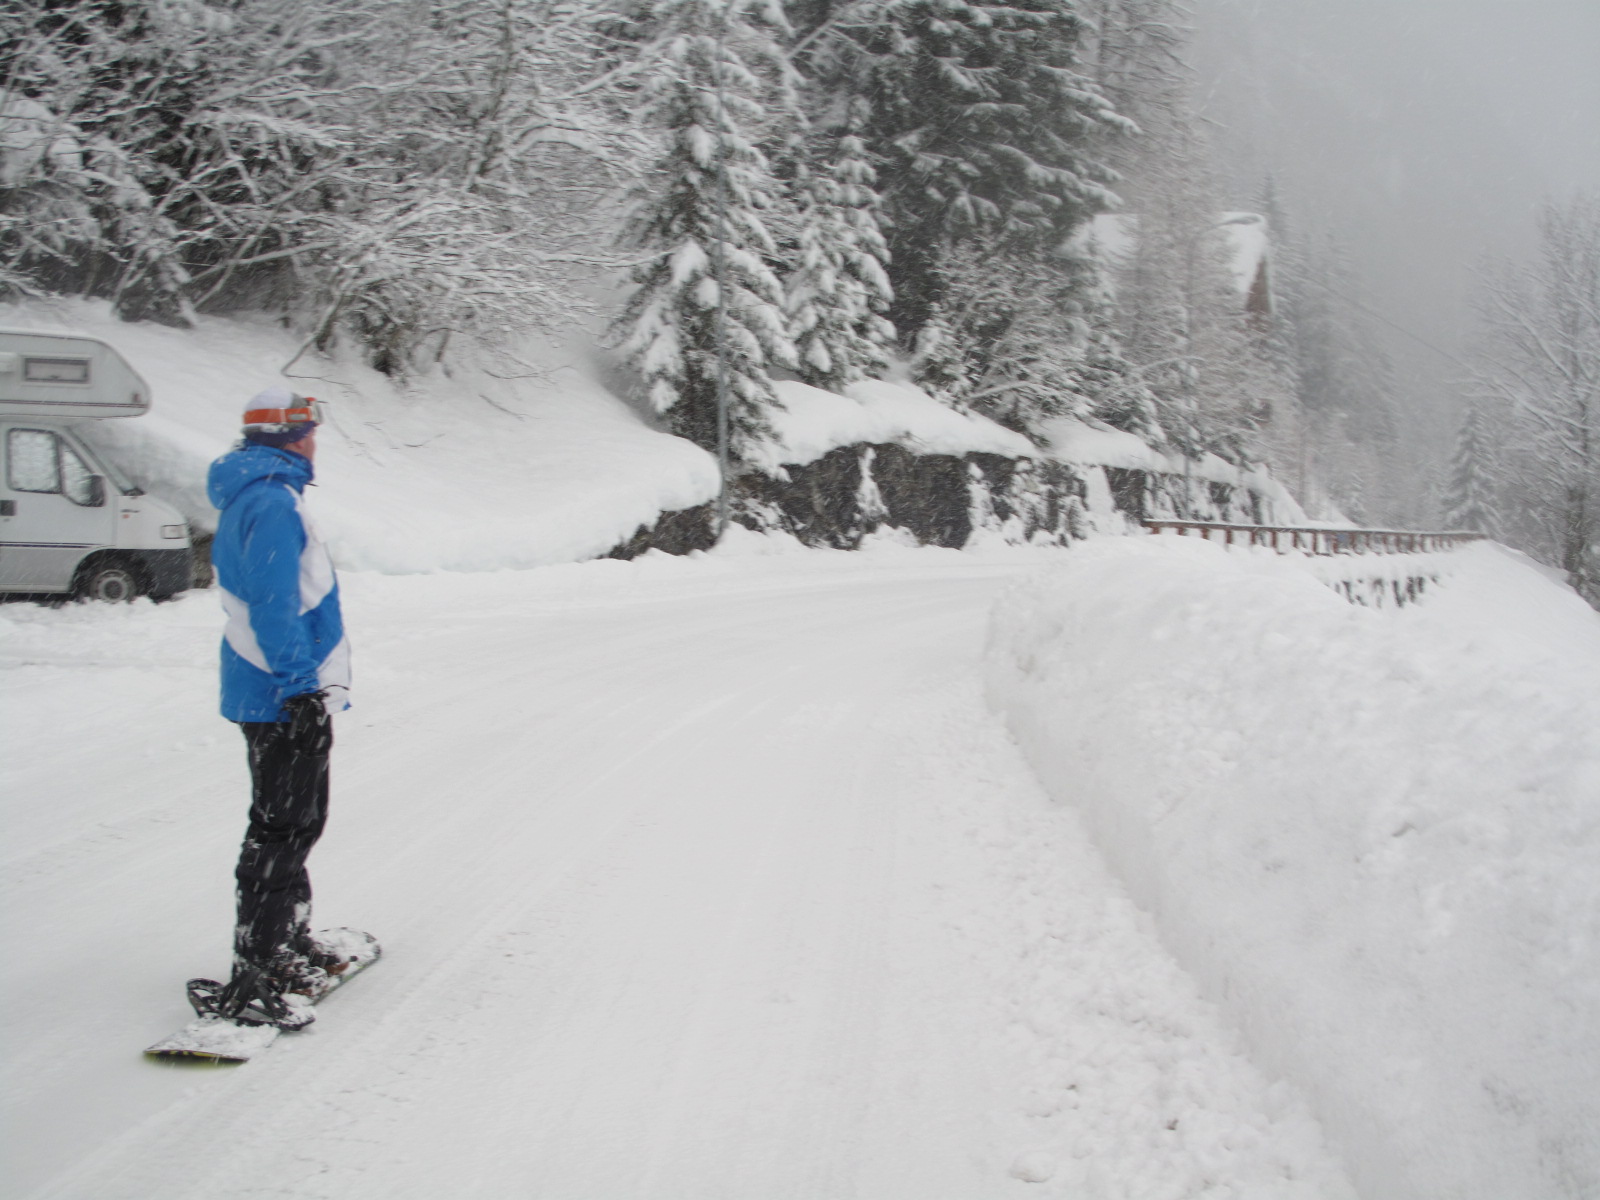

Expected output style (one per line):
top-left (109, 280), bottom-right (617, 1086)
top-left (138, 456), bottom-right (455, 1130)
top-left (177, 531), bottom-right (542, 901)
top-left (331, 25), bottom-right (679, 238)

top-left (6, 271), bottom-right (1586, 1199)
top-left (2, 545), bottom-right (1355, 1200)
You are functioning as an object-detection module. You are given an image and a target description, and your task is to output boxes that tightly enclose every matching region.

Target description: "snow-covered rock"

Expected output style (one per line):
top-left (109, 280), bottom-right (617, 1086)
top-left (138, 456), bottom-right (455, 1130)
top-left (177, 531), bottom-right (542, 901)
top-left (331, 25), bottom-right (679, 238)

top-left (758, 379), bottom-right (1034, 471)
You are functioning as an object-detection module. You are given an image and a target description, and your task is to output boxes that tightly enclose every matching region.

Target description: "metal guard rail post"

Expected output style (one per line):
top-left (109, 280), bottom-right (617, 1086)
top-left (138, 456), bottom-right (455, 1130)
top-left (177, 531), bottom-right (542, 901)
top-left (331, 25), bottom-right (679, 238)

top-left (1141, 520), bottom-right (1487, 556)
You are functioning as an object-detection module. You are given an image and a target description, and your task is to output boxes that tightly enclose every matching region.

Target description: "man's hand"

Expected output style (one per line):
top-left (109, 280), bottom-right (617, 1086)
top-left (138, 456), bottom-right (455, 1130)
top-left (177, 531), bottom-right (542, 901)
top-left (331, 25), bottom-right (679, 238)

top-left (282, 691), bottom-right (333, 756)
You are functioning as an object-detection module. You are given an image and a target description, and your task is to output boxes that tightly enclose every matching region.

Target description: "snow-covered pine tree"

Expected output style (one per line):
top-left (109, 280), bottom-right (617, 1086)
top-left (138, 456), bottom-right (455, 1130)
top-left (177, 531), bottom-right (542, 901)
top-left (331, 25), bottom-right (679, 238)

top-left (1053, 244), bottom-right (1162, 439)
top-left (1337, 467), bottom-right (1368, 527)
top-left (1109, 209), bottom-right (1207, 456)
top-left (927, 237), bottom-right (1157, 443)
top-left (1104, 88), bottom-right (1298, 467)
top-left (802, 0), bottom-right (1126, 343)
top-left (1066, 0), bottom-right (1188, 443)
top-left (619, 0), bottom-right (798, 459)
top-left (908, 302), bottom-right (972, 406)
top-left (1079, 0), bottom-right (1186, 175)
top-left (1182, 230), bottom-right (1297, 466)
top-left (1442, 402), bottom-right (1499, 535)
top-left (786, 98), bottom-right (896, 392)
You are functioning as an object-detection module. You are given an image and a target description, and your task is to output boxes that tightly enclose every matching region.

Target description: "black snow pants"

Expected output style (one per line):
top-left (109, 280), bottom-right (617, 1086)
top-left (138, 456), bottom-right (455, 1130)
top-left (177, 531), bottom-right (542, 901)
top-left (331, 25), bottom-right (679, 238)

top-left (233, 720), bottom-right (331, 970)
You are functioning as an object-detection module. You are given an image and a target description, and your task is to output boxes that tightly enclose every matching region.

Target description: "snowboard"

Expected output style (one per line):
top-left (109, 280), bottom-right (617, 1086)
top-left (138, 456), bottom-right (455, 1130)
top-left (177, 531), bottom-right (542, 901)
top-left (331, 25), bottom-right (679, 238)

top-left (145, 928), bottom-right (381, 1064)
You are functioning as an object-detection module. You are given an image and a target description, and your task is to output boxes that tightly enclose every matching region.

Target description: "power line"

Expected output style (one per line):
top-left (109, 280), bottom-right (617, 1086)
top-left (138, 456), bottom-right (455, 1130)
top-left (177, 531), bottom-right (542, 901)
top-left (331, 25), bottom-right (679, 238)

top-left (1299, 274), bottom-right (1473, 373)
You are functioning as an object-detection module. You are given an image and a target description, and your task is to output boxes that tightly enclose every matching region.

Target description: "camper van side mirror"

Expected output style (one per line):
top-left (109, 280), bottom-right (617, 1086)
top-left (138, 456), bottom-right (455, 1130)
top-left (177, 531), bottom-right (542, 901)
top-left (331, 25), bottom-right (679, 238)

top-left (87, 475), bottom-right (106, 507)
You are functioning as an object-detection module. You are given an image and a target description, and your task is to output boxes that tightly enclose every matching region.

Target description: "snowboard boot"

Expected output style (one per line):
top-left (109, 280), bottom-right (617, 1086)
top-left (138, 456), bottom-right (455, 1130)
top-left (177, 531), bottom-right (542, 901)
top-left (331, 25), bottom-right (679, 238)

top-left (292, 928), bottom-right (380, 982)
top-left (293, 930), bottom-right (358, 979)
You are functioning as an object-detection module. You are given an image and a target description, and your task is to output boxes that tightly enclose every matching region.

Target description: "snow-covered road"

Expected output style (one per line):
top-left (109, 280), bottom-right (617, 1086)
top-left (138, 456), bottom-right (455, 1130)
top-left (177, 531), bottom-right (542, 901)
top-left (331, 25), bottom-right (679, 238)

top-left (3, 550), bottom-right (1352, 1199)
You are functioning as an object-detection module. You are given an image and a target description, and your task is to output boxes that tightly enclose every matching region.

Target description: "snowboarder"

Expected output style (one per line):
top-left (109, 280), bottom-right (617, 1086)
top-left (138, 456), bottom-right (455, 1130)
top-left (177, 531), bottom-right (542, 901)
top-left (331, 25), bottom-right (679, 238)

top-left (203, 389), bottom-right (355, 1028)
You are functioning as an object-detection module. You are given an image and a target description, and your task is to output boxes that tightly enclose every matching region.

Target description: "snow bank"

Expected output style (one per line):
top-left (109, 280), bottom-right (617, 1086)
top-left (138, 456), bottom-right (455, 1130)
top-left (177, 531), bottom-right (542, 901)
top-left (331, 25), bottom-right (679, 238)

top-left (761, 378), bottom-right (1034, 470)
top-left (1040, 416), bottom-right (1167, 471)
top-left (986, 538), bottom-right (1600, 1200)
top-left (1, 298), bottom-right (719, 572)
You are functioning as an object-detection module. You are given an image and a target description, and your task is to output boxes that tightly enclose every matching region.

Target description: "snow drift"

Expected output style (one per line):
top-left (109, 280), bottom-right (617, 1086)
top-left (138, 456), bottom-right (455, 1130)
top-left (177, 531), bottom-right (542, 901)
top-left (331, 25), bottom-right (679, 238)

top-left (986, 538), bottom-right (1600, 1200)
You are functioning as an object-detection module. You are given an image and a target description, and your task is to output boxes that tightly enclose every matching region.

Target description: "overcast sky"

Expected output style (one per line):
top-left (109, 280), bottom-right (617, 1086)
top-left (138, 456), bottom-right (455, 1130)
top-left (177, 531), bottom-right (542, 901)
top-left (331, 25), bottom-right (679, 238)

top-left (1188, 0), bottom-right (1600, 410)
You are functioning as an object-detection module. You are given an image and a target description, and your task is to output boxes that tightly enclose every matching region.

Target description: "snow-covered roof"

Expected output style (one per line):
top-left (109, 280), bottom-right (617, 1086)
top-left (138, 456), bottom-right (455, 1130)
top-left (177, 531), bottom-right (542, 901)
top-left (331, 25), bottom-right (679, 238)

top-left (1069, 211), bottom-right (1272, 311)
top-left (1217, 212), bottom-right (1270, 302)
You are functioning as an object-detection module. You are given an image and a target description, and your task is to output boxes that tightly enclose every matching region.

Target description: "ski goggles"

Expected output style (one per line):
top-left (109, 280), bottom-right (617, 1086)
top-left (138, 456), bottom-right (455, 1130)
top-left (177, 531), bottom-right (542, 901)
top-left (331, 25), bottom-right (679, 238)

top-left (242, 397), bottom-right (326, 433)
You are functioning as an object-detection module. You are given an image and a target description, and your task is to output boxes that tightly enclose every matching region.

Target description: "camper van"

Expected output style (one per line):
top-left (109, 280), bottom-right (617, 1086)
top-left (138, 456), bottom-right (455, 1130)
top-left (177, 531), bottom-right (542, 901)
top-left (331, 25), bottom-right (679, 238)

top-left (1, 329), bottom-right (193, 601)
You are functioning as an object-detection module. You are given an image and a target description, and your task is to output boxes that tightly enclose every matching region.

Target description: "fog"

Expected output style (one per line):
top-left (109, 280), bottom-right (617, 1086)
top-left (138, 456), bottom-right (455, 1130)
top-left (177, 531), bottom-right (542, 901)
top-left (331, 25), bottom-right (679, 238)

top-left (1189, 0), bottom-right (1600, 435)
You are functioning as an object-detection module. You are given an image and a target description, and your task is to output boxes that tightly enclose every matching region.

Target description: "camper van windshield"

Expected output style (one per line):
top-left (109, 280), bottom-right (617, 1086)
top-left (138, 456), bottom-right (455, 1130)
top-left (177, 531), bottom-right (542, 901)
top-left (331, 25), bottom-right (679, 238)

top-left (70, 426), bottom-right (140, 495)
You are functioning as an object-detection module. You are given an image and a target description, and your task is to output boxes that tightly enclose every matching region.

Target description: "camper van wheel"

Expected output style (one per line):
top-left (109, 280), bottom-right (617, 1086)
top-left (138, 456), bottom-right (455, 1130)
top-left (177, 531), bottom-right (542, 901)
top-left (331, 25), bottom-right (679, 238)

top-left (77, 559), bottom-right (143, 603)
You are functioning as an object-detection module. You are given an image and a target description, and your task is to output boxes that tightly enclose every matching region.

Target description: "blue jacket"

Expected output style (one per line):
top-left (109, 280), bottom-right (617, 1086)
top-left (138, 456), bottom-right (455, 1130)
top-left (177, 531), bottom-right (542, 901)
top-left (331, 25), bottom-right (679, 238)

top-left (206, 444), bottom-right (352, 723)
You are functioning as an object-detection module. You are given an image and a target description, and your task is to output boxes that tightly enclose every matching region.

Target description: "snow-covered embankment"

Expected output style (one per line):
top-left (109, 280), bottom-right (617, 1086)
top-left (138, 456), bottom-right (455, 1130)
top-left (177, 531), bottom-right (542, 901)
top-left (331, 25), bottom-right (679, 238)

top-left (985, 538), bottom-right (1600, 1200)
top-left (1, 298), bottom-right (720, 571)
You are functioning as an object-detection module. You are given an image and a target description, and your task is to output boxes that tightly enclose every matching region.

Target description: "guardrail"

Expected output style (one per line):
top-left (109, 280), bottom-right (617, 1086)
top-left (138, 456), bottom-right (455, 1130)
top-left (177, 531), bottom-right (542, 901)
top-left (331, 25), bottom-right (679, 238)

top-left (1142, 520), bottom-right (1486, 556)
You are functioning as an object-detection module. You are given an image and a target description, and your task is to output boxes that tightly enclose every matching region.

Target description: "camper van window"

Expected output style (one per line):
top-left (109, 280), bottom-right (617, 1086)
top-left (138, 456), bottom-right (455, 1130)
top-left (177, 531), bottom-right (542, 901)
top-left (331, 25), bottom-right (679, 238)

top-left (24, 356), bottom-right (92, 384)
top-left (60, 441), bottom-right (101, 506)
top-left (8, 429), bottom-right (62, 493)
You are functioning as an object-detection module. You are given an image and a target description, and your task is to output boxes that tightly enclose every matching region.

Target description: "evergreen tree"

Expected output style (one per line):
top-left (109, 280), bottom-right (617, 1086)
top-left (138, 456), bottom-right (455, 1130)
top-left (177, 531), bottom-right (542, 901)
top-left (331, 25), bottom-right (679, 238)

top-left (1078, 0), bottom-right (1187, 178)
top-left (786, 98), bottom-right (896, 391)
top-left (925, 236), bottom-right (1157, 442)
top-left (618, 0), bottom-right (798, 459)
top-left (1080, 12), bottom-right (1305, 472)
top-left (909, 301), bottom-right (972, 404)
top-left (1442, 402), bottom-right (1499, 535)
top-left (804, 0), bottom-right (1126, 341)
top-left (1102, 100), bottom-right (1267, 461)
top-left (1058, 246), bottom-right (1162, 439)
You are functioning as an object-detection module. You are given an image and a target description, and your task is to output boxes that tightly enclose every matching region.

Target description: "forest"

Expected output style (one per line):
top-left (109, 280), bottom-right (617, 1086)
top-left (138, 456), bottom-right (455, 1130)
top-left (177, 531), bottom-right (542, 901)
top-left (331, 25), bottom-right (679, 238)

top-left (3, 0), bottom-right (1595, 602)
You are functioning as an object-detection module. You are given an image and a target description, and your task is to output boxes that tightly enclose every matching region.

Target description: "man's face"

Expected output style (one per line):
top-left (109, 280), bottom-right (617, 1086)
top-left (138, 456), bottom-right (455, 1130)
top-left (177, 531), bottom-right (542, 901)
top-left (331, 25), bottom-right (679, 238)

top-left (286, 427), bottom-right (317, 463)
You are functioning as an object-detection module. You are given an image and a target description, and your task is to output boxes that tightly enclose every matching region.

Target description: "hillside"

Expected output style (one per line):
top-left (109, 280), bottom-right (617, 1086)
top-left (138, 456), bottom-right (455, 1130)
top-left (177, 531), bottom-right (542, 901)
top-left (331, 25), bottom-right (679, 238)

top-left (1, 298), bottom-right (1305, 575)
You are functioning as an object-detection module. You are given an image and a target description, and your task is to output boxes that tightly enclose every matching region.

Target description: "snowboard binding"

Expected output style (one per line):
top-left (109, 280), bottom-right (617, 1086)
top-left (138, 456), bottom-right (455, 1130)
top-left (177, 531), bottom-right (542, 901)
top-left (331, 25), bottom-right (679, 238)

top-left (187, 971), bottom-right (315, 1031)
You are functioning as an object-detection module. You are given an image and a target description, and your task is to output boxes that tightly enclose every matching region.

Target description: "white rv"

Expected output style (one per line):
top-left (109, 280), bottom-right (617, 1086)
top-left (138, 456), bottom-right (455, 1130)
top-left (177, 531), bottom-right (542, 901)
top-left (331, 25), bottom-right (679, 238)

top-left (1, 329), bottom-right (193, 601)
